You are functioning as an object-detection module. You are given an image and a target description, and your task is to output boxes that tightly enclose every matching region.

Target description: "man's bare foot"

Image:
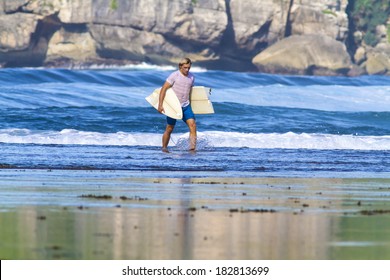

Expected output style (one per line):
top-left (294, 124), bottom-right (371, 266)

top-left (162, 147), bottom-right (169, 153)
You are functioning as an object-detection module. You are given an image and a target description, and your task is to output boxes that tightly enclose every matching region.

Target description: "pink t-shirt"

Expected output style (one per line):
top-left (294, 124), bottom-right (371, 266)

top-left (166, 70), bottom-right (194, 107)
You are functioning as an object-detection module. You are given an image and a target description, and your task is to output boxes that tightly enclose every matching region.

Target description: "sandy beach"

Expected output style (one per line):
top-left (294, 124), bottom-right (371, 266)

top-left (1, 169), bottom-right (390, 260)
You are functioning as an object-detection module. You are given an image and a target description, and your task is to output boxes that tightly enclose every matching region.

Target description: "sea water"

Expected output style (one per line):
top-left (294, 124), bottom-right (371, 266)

top-left (0, 65), bottom-right (389, 177)
top-left (2, 65), bottom-right (390, 261)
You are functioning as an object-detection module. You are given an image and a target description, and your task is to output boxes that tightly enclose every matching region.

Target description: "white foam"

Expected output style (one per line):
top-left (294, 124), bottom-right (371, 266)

top-left (1, 129), bottom-right (389, 151)
top-left (0, 129), bottom-right (160, 146)
top-left (202, 131), bottom-right (390, 150)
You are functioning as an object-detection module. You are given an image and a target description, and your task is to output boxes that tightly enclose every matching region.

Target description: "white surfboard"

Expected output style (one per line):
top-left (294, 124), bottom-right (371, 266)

top-left (146, 86), bottom-right (214, 119)
top-left (145, 88), bottom-right (183, 119)
top-left (190, 86), bottom-right (214, 114)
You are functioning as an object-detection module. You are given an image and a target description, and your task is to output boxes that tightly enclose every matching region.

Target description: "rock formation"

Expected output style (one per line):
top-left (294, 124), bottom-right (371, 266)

top-left (0, 0), bottom-right (389, 75)
top-left (252, 35), bottom-right (352, 75)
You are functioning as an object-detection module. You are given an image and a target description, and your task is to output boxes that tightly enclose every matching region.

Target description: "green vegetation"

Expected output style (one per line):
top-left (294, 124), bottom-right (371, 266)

top-left (388, 24), bottom-right (390, 43)
top-left (350, 0), bottom-right (390, 46)
top-left (322, 9), bottom-right (337, 17)
top-left (110, 0), bottom-right (118, 10)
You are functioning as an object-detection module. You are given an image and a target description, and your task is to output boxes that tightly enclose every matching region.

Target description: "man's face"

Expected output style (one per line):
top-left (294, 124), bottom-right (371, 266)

top-left (179, 63), bottom-right (191, 76)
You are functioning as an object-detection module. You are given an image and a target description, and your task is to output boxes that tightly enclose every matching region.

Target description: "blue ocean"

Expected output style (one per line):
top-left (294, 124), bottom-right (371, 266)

top-left (1, 64), bottom-right (389, 177)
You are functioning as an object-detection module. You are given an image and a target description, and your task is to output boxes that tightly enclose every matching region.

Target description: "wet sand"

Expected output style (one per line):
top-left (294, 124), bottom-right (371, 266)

top-left (1, 169), bottom-right (390, 260)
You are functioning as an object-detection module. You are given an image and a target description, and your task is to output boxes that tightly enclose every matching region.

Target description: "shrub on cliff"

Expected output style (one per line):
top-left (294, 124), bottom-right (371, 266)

top-left (350, 0), bottom-right (390, 46)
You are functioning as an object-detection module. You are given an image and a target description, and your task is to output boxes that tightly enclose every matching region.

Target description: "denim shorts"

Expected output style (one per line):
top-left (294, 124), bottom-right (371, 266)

top-left (167, 105), bottom-right (195, 126)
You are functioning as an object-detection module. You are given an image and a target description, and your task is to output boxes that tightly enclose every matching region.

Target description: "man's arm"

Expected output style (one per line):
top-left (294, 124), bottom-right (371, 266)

top-left (158, 81), bottom-right (171, 114)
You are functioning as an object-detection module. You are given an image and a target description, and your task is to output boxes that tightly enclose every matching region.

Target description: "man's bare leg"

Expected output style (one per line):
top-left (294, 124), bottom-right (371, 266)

top-left (186, 119), bottom-right (197, 150)
top-left (162, 124), bottom-right (174, 152)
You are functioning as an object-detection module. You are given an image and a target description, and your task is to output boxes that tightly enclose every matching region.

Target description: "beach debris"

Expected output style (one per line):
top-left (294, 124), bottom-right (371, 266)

top-left (229, 208), bottom-right (276, 213)
top-left (80, 194), bottom-right (112, 199)
top-left (359, 209), bottom-right (390, 215)
top-left (120, 195), bottom-right (148, 201)
top-left (49, 245), bottom-right (61, 250)
top-left (79, 194), bottom-right (148, 201)
top-left (241, 208), bottom-right (277, 213)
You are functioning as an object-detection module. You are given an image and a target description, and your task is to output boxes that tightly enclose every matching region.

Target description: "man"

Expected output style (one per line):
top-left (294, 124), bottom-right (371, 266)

top-left (158, 57), bottom-right (196, 152)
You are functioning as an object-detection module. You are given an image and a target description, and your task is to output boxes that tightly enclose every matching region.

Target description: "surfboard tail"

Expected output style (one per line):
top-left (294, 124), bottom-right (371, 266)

top-left (190, 86), bottom-right (214, 114)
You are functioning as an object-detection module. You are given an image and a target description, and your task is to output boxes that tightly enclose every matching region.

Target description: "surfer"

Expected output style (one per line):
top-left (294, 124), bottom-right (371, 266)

top-left (158, 57), bottom-right (196, 152)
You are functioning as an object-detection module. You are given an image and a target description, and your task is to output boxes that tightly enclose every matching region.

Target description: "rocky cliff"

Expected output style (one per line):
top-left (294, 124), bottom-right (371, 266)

top-left (0, 0), bottom-right (389, 75)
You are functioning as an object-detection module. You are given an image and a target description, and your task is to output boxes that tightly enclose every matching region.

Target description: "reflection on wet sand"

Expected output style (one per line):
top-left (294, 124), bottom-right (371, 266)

top-left (1, 170), bottom-right (390, 260)
top-left (1, 206), bottom-right (333, 259)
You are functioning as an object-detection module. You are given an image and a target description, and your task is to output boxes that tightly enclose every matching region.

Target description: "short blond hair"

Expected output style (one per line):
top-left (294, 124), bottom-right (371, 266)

top-left (179, 57), bottom-right (192, 67)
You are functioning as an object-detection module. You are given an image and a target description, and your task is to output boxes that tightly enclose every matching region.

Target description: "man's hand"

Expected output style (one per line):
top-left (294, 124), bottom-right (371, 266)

top-left (158, 103), bottom-right (165, 114)
top-left (158, 81), bottom-right (171, 115)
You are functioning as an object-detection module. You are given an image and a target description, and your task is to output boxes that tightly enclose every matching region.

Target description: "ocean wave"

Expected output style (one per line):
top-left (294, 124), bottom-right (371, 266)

top-left (211, 85), bottom-right (390, 112)
top-left (1, 105), bottom-right (389, 136)
top-left (1, 129), bottom-right (389, 151)
top-left (1, 68), bottom-right (389, 113)
top-left (0, 84), bottom-right (153, 109)
top-left (1, 82), bottom-right (389, 113)
top-left (2, 68), bottom-right (390, 87)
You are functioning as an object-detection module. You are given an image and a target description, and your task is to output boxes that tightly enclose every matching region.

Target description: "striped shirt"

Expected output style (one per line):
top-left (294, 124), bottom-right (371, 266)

top-left (166, 70), bottom-right (195, 107)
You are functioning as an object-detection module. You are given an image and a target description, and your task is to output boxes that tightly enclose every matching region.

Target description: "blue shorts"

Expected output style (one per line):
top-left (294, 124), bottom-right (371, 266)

top-left (167, 105), bottom-right (195, 126)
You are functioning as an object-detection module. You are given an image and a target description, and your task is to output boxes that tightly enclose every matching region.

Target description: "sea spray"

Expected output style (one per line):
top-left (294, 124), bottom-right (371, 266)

top-left (173, 133), bottom-right (213, 151)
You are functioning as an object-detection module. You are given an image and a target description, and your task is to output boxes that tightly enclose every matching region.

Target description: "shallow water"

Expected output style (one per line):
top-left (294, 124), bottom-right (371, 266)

top-left (1, 170), bottom-right (390, 260)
